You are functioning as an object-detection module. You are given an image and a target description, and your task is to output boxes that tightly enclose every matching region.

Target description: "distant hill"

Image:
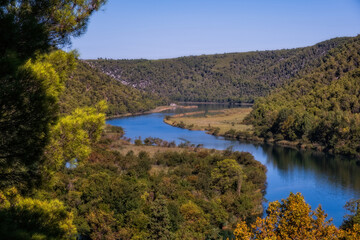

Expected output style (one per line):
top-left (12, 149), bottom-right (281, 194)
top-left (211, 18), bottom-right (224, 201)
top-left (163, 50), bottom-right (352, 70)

top-left (88, 37), bottom-right (350, 103)
top-left (60, 61), bottom-right (164, 116)
top-left (247, 35), bottom-right (360, 156)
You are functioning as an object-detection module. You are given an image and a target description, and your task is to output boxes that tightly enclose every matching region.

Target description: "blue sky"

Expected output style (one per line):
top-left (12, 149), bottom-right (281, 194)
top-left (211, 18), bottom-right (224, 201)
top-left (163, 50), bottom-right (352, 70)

top-left (69, 0), bottom-right (360, 59)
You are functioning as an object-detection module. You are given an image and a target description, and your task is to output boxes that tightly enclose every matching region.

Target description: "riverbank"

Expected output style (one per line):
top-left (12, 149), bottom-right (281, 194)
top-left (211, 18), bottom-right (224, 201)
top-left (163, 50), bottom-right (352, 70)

top-left (109, 138), bottom-right (222, 157)
top-left (177, 101), bottom-right (254, 106)
top-left (164, 108), bottom-right (253, 135)
top-left (106, 104), bottom-right (198, 119)
top-left (106, 106), bottom-right (360, 227)
top-left (163, 107), bottom-right (330, 154)
top-left (102, 125), bottom-right (266, 218)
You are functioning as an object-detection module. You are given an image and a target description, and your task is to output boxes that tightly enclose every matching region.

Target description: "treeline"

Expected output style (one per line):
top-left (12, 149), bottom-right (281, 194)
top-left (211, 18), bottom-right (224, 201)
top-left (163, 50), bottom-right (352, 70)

top-left (60, 61), bottom-right (165, 116)
top-left (88, 37), bottom-right (349, 102)
top-left (247, 35), bottom-right (360, 157)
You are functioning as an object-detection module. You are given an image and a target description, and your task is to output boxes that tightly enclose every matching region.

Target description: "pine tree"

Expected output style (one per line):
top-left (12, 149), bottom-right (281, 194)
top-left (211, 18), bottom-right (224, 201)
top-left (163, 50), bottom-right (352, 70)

top-left (149, 196), bottom-right (172, 240)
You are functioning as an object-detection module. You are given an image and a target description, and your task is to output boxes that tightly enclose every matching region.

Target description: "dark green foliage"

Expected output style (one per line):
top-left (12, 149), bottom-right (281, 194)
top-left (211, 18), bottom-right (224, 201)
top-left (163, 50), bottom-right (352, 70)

top-left (0, 3), bottom-right (48, 76)
top-left (0, 51), bottom-right (77, 190)
top-left (149, 197), bottom-right (172, 240)
top-left (248, 35), bottom-right (360, 157)
top-left (135, 139), bottom-right (143, 146)
top-left (60, 61), bottom-right (164, 116)
top-left (0, 65), bottom-right (53, 189)
top-left (89, 37), bottom-right (349, 103)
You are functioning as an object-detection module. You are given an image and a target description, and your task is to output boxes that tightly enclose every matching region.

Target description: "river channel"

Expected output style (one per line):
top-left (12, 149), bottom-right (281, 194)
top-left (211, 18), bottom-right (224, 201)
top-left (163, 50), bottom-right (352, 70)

top-left (107, 104), bottom-right (360, 226)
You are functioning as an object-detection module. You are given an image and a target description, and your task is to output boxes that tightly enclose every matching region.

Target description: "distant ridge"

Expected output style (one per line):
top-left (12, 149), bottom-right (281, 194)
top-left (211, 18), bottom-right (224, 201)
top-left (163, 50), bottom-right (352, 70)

top-left (88, 36), bottom-right (351, 103)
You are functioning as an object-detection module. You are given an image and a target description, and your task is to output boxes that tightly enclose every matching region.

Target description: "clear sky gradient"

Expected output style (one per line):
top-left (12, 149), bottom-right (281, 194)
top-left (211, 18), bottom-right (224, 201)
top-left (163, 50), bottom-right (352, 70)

top-left (69, 0), bottom-right (360, 59)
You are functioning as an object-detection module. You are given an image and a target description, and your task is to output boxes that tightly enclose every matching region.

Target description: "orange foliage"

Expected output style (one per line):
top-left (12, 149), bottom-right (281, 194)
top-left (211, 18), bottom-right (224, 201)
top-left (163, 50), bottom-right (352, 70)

top-left (234, 192), bottom-right (360, 240)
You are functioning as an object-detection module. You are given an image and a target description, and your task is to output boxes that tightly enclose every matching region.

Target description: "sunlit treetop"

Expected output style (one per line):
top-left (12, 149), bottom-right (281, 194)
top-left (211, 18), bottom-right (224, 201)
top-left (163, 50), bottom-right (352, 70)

top-left (2, 0), bottom-right (107, 45)
top-left (0, 0), bottom-right (107, 74)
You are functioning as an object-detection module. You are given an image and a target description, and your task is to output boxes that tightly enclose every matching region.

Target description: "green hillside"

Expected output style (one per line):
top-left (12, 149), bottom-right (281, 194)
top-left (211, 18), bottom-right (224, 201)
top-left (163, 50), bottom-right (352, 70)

top-left (59, 61), bottom-right (164, 116)
top-left (247, 35), bottom-right (360, 156)
top-left (88, 37), bottom-right (350, 102)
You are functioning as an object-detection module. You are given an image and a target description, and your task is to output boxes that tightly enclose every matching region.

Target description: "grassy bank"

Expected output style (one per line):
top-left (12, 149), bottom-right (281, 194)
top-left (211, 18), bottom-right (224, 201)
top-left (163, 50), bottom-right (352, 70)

top-left (164, 108), bottom-right (252, 135)
top-left (163, 108), bottom-right (330, 154)
top-left (164, 108), bottom-right (253, 135)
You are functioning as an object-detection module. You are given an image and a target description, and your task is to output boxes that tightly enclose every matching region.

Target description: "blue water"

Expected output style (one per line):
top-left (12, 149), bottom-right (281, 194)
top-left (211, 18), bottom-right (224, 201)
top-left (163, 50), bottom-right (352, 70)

top-left (107, 110), bottom-right (360, 226)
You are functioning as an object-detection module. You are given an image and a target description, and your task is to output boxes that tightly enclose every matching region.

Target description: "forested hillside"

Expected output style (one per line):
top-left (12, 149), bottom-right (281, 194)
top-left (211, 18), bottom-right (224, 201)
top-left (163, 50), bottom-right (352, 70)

top-left (247, 35), bottom-right (360, 156)
top-left (88, 37), bottom-right (350, 102)
top-left (60, 61), bottom-right (164, 116)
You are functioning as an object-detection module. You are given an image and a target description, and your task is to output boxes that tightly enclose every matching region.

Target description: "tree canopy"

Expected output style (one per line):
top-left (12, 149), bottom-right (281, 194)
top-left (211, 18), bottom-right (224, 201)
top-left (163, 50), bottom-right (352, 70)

top-left (0, 50), bottom-right (77, 189)
top-left (0, 0), bottom-right (106, 190)
top-left (0, 187), bottom-right (77, 239)
top-left (0, 0), bottom-right (107, 68)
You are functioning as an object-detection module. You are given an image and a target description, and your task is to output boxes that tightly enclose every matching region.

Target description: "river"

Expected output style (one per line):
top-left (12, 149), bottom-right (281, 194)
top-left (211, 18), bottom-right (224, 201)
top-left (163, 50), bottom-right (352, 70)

top-left (107, 104), bottom-right (360, 226)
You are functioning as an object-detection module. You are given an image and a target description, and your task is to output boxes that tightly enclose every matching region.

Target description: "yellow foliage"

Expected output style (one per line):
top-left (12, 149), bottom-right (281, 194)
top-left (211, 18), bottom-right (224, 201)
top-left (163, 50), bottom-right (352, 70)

top-left (234, 192), bottom-right (360, 240)
top-left (45, 101), bottom-right (107, 170)
top-left (234, 221), bottom-right (252, 240)
top-left (22, 50), bottom-right (78, 102)
top-left (0, 188), bottom-right (77, 239)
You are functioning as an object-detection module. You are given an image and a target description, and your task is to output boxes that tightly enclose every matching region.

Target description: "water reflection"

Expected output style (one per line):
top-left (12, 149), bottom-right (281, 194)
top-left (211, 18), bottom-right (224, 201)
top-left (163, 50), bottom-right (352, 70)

top-left (262, 144), bottom-right (360, 193)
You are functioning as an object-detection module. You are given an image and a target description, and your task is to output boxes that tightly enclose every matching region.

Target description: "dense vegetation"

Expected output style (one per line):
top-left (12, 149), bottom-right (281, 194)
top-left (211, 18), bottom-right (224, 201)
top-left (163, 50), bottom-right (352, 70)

top-left (43, 126), bottom-right (267, 239)
top-left (60, 61), bottom-right (164, 116)
top-left (88, 37), bottom-right (349, 102)
top-left (247, 35), bottom-right (360, 157)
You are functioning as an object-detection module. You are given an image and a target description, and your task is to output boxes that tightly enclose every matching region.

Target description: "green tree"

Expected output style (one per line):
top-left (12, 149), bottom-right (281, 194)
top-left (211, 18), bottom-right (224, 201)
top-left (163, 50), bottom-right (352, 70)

top-left (45, 101), bottom-right (107, 173)
top-left (86, 210), bottom-right (119, 240)
top-left (149, 197), bottom-right (172, 240)
top-left (1, 0), bottom-right (107, 72)
top-left (0, 50), bottom-right (77, 189)
top-left (176, 201), bottom-right (211, 240)
top-left (211, 159), bottom-right (244, 195)
top-left (0, 0), bottom-right (106, 190)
